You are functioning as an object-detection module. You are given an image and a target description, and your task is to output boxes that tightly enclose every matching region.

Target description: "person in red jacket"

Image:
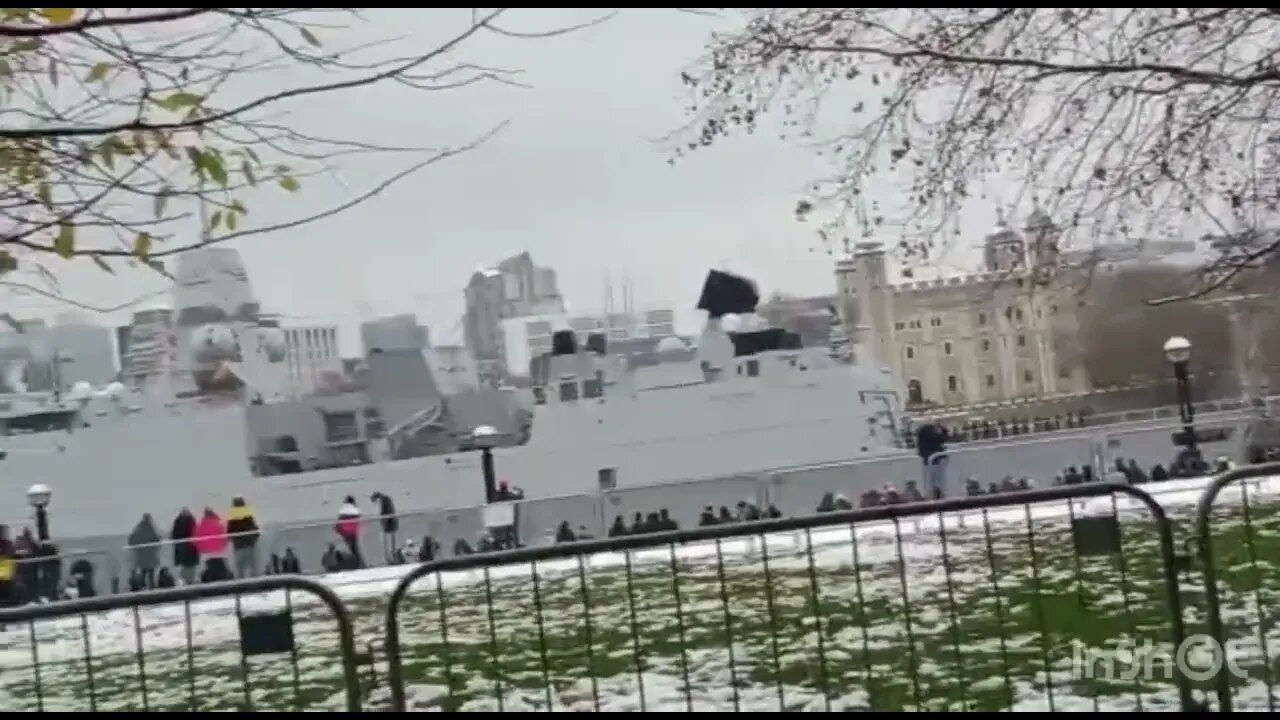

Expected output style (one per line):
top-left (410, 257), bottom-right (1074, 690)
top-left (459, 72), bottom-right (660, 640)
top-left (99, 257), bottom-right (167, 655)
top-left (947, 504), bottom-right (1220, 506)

top-left (334, 496), bottom-right (363, 569)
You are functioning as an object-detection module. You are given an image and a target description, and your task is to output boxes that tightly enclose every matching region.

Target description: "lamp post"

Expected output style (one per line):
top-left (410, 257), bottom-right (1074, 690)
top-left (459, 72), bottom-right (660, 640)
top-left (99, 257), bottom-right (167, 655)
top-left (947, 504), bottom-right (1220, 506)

top-left (1164, 336), bottom-right (1201, 470)
top-left (473, 425), bottom-right (500, 504)
top-left (26, 483), bottom-right (52, 541)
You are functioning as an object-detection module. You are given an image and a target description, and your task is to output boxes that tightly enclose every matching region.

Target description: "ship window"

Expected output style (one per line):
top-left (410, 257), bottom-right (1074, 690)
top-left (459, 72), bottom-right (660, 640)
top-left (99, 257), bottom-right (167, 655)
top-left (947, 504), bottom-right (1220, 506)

top-left (323, 411), bottom-right (359, 443)
top-left (559, 381), bottom-right (579, 402)
top-left (532, 387), bottom-right (547, 405)
top-left (598, 467), bottom-right (617, 491)
top-left (746, 359), bottom-right (760, 377)
top-left (583, 377), bottom-right (603, 399)
top-left (274, 434), bottom-right (298, 453)
top-left (947, 375), bottom-right (958, 392)
top-left (365, 419), bottom-right (385, 438)
top-left (986, 374), bottom-right (995, 388)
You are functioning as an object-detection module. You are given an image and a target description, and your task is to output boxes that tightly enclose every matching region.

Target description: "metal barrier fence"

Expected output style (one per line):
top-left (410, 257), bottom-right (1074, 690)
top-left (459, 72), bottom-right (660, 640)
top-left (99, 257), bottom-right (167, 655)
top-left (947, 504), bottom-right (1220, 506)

top-left (1194, 461), bottom-right (1280, 712)
top-left (0, 576), bottom-right (362, 712)
top-left (383, 482), bottom-right (1192, 712)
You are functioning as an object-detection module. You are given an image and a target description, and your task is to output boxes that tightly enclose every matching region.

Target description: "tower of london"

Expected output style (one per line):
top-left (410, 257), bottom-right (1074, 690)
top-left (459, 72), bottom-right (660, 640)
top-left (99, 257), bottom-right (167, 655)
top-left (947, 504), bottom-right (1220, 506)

top-left (835, 209), bottom-right (1090, 409)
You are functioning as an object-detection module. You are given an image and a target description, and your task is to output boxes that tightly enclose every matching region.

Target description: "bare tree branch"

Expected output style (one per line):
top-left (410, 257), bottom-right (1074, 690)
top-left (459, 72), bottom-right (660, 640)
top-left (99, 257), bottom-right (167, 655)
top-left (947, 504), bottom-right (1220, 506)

top-left (0, 7), bottom-right (605, 285)
top-left (679, 8), bottom-right (1280, 299)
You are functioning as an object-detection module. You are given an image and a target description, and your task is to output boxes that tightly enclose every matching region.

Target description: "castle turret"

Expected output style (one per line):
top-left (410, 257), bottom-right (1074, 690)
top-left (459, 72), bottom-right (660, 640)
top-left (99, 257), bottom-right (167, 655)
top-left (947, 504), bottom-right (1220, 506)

top-left (983, 209), bottom-right (1026, 272)
top-left (834, 241), bottom-right (891, 367)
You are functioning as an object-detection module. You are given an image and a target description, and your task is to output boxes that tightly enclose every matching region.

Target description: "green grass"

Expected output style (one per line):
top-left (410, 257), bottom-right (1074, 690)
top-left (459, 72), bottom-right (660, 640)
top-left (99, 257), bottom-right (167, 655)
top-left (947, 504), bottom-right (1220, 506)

top-left (4, 487), bottom-right (1280, 712)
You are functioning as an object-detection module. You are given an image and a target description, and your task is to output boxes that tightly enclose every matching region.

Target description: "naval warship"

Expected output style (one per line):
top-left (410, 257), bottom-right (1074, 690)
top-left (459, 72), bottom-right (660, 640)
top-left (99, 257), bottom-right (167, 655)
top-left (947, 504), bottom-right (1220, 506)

top-left (0, 249), bottom-right (1269, 589)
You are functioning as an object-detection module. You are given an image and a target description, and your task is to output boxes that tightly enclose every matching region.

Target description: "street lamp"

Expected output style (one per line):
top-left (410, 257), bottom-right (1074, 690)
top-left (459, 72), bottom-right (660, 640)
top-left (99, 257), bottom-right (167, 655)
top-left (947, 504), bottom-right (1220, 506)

top-left (472, 425), bottom-right (500, 503)
top-left (1163, 336), bottom-right (1202, 474)
top-left (26, 482), bottom-right (52, 541)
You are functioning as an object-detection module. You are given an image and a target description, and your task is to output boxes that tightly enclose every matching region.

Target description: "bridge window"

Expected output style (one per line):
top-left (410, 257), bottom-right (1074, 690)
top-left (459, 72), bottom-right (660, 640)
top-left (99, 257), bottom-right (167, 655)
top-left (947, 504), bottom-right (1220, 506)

top-left (746, 359), bottom-right (760, 377)
top-left (583, 375), bottom-right (603, 399)
top-left (559, 381), bottom-right (579, 402)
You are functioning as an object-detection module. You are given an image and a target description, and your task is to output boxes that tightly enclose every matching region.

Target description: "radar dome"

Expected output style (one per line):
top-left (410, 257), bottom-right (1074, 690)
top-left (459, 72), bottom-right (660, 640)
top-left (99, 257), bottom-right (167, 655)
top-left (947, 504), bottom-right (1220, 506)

top-left (103, 381), bottom-right (126, 400)
top-left (258, 327), bottom-right (287, 363)
top-left (655, 336), bottom-right (686, 354)
top-left (189, 323), bottom-right (238, 363)
top-left (68, 380), bottom-right (92, 400)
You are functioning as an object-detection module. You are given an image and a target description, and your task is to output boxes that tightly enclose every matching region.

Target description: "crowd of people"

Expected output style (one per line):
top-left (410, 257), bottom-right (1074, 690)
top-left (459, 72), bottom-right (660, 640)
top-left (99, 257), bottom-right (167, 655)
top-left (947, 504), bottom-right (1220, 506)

top-left (903, 412), bottom-right (1093, 449)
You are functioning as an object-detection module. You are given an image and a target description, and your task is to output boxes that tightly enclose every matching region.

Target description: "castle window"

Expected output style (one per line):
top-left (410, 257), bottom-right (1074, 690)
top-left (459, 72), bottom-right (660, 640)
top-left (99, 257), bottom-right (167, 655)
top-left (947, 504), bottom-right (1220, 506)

top-left (895, 321), bottom-right (905, 331)
top-left (1059, 366), bottom-right (1070, 379)
top-left (978, 313), bottom-right (987, 326)
top-left (947, 375), bottom-right (958, 392)
top-left (931, 316), bottom-right (942, 327)
top-left (905, 346), bottom-right (915, 360)
top-left (907, 379), bottom-right (923, 405)
top-left (982, 339), bottom-right (991, 352)
top-left (1037, 308), bottom-right (1043, 319)
top-left (944, 341), bottom-right (953, 356)
top-left (1051, 304), bottom-right (1059, 315)
top-left (1016, 308), bottom-right (1025, 322)
top-left (1024, 369), bottom-right (1034, 383)
top-left (986, 374), bottom-right (995, 388)
top-left (1018, 334), bottom-right (1027, 347)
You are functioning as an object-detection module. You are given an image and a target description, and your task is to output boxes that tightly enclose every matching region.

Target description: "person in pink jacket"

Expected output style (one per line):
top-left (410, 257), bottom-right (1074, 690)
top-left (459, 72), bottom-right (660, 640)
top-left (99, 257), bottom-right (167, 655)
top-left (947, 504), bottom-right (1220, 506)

top-left (192, 508), bottom-right (227, 555)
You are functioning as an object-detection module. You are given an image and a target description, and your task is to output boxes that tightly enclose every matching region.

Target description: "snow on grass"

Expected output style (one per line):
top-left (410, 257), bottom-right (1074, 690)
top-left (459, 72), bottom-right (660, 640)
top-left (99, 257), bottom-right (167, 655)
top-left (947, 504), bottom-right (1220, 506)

top-left (2, 474), bottom-right (1280, 711)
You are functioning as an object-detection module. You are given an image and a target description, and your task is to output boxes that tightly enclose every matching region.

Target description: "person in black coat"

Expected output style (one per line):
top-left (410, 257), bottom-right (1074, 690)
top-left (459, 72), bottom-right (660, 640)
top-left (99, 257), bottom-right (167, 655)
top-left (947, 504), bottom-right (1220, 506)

top-left (170, 508), bottom-right (199, 586)
top-left (370, 491), bottom-right (399, 564)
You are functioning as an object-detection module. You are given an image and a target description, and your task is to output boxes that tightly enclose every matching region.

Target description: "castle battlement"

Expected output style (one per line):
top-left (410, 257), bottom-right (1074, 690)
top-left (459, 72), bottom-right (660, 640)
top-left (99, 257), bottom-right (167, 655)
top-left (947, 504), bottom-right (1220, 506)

top-left (887, 268), bottom-right (1032, 294)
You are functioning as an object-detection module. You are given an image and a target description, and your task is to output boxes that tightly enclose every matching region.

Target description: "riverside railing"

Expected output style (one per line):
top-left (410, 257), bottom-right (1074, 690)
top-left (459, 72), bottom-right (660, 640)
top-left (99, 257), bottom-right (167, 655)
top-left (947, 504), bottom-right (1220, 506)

top-left (383, 482), bottom-right (1192, 712)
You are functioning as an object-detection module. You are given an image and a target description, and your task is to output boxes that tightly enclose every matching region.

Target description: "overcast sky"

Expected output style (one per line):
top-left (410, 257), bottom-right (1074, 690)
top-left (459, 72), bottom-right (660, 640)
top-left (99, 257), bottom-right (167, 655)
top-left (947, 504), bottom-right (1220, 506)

top-left (4, 8), bottom-right (963, 354)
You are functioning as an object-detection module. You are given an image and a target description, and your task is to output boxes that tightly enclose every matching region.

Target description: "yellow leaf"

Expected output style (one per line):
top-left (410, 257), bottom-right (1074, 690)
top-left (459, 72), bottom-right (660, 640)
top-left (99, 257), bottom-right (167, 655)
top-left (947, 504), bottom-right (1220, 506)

top-left (53, 223), bottom-right (74, 258)
top-left (158, 92), bottom-right (202, 111)
top-left (0, 250), bottom-right (16, 273)
top-left (131, 232), bottom-right (152, 260)
top-left (36, 181), bottom-right (51, 208)
top-left (226, 210), bottom-right (238, 231)
top-left (209, 210), bottom-right (222, 231)
top-left (91, 255), bottom-right (114, 274)
top-left (132, 130), bottom-right (147, 154)
top-left (241, 159), bottom-right (255, 186)
top-left (40, 8), bottom-right (75, 24)
top-left (278, 175), bottom-right (300, 192)
top-left (87, 61), bottom-right (110, 82)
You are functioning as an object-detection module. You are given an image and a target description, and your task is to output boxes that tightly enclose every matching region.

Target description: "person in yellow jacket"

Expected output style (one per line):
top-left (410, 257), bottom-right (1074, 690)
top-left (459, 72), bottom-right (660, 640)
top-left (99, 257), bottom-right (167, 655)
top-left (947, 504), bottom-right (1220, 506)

top-left (225, 497), bottom-right (261, 579)
top-left (0, 524), bottom-right (17, 607)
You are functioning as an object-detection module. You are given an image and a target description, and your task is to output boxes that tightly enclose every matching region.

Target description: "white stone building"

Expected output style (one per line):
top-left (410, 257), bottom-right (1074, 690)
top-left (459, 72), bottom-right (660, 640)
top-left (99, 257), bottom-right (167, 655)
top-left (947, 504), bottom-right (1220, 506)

top-left (835, 210), bottom-right (1090, 409)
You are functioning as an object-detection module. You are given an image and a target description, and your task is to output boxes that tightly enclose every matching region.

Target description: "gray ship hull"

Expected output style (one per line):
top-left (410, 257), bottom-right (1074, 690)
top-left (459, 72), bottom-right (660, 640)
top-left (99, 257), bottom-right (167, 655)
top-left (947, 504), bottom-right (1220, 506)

top-left (35, 409), bottom-right (1256, 596)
